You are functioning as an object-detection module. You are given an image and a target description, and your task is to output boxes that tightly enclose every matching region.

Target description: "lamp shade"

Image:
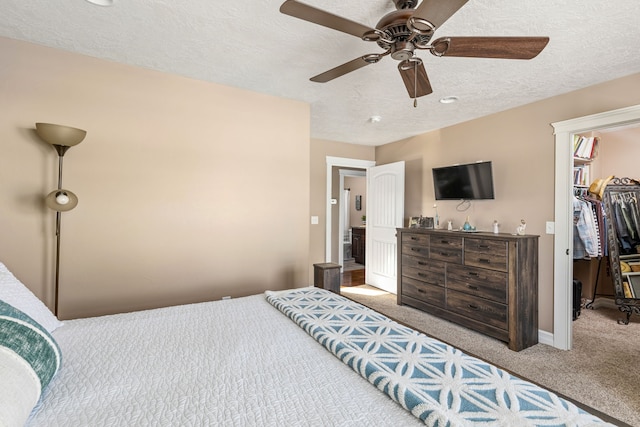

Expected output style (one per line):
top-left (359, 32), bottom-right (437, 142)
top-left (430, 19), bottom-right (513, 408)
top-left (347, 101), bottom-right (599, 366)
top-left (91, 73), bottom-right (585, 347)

top-left (35, 123), bottom-right (86, 147)
top-left (45, 189), bottom-right (78, 212)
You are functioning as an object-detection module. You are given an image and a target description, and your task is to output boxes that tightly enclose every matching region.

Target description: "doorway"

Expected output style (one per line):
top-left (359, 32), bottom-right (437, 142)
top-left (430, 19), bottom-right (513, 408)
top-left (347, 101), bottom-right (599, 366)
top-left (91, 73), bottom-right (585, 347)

top-left (339, 169), bottom-right (366, 270)
top-left (552, 104), bottom-right (640, 350)
top-left (325, 157), bottom-right (375, 266)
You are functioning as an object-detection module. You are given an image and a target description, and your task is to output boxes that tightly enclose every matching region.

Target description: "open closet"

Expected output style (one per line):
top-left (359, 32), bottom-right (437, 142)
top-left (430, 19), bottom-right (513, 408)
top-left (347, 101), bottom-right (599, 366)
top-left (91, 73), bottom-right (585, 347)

top-left (572, 124), bottom-right (640, 319)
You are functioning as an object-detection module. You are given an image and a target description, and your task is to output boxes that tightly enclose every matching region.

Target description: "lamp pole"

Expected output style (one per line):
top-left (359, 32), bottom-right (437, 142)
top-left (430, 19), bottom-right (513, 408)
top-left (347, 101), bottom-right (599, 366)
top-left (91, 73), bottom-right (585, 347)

top-left (35, 123), bottom-right (86, 317)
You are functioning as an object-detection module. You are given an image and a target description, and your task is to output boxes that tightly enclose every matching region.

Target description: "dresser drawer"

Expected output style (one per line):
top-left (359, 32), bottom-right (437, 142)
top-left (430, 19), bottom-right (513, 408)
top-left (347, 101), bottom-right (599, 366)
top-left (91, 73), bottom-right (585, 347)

top-left (430, 246), bottom-right (462, 264)
top-left (430, 235), bottom-right (462, 264)
top-left (446, 290), bottom-right (507, 330)
top-left (403, 263), bottom-right (445, 287)
top-left (464, 251), bottom-right (508, 272)
top-left (464, 238), bottom-right (508, 271)
top-left (402, 233), bottom-right (429, 246)
top-left (430, 235), bottom-right (463, 249)
top-left (401, 276), bottom-right (445, 307)
top-left (447, 265), bottom-right (508, 303)
top-left (402, 256), bottom-right (444, 274)
top-left (465, 238), bottom-right (507, 255)
top-left (402, 243), bottom-right (429, 258)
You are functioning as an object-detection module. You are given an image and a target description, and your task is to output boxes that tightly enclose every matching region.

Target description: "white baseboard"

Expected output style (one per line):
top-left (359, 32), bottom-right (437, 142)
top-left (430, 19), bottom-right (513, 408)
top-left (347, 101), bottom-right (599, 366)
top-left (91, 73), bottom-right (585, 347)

top-left (538, 329), bottom-right (554, 346)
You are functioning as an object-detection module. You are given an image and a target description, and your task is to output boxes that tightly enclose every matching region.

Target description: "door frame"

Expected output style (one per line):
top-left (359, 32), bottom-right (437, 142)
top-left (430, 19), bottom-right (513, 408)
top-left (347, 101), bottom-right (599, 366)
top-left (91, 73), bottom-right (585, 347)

top-left (552, 104), bottom-right (640, 350)
top-left (326, 157), bottom-right (376, 263)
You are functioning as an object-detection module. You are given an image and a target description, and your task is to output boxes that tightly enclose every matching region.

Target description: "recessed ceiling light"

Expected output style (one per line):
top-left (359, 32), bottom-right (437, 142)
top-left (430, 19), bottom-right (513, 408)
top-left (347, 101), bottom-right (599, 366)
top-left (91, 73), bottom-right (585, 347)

top-left (439, 96), bottom-right (459, 104)
top-left (85, 0), bottom-right (115, 6)
top-left (369, 115), bottom-right (382, 123)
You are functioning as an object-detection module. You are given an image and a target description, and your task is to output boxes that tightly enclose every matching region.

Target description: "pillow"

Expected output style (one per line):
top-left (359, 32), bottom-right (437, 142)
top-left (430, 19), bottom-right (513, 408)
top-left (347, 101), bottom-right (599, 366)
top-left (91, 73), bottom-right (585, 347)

top-left (0, 262), bottom-right (63, 333)
top-left (0, 300), bottom-right (62, 426)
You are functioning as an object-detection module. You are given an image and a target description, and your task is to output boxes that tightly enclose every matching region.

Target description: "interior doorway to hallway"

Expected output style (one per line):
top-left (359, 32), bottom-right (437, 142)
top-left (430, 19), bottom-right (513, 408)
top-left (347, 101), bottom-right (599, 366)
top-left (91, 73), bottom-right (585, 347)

top-left (325, 156), bottom-right (375, 269)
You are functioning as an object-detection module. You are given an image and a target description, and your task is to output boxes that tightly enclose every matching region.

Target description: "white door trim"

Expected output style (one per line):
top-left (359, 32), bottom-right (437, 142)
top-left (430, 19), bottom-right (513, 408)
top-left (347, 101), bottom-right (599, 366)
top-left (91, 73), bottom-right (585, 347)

top-left (552, 104), bottom-right (640, 350)
top-left (326, 157), bottom-right (376, 262)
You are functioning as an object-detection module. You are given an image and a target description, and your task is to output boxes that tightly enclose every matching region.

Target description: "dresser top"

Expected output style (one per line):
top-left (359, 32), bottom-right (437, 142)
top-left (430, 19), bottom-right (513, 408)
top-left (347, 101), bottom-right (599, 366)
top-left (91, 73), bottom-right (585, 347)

top-left (397, 228), bottom-right (538, 240)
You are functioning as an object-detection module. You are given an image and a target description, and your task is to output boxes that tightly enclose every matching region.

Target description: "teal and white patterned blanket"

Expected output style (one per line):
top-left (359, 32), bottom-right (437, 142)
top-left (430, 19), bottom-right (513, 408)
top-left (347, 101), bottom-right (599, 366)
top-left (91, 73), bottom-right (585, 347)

top-left (266, 287), bottom-right (613, 427)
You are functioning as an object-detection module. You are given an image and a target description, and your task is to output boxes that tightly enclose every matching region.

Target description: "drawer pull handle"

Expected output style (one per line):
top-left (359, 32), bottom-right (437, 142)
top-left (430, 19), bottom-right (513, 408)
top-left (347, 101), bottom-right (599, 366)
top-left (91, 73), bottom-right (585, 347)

top-left (418, 273), bottom-right (427, 277)
top-left (411, 248), bottom-right (420, 252)
top-left (479, 245), bottom-right (490, 249)
top-left (468, 304), bottom-right (479, 310)
top-left (478, 258), bottom-right (491, 264)
top-left (439, 252), bottom-right (450, 257)
top-left (418, 261), bottom-right (427, 265)
top-left (417, 288), bottom-right (426, 293)
top-left (468, 272), bottom-right (479, 277)
top-left (411, 236), bottom-right (418, 240)
top-left (467, 285), bottom-right (478, 290)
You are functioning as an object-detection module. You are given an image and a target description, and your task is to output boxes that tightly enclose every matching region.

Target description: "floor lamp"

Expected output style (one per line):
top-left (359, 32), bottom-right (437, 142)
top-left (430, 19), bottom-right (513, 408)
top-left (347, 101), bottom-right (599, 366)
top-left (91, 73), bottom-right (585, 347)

top-left (35, 123), bottom-right (86, 316)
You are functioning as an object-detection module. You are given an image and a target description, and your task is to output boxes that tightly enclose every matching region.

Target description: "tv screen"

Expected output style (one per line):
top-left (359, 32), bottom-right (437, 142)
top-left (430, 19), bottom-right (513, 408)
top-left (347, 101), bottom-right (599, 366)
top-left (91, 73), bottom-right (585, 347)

top-left (432, 161), bottom-right (495, 200)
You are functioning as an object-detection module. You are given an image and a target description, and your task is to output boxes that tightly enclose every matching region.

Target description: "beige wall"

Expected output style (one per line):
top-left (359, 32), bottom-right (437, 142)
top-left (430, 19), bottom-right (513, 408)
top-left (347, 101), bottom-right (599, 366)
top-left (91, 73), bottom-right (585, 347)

top-left (597, 126), bottom-right (640, 180)
top-left (375, 72), bottom-right (640, 332)
top-left (345, 176), bottom-right (366, 228)
top-left (0, 38), bottom-right (311, 319)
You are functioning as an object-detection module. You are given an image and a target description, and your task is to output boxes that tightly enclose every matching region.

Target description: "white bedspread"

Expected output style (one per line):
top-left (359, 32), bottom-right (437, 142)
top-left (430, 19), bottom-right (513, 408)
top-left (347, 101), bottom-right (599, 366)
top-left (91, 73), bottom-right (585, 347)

top-left (28, 293), bottom-right (420, 426)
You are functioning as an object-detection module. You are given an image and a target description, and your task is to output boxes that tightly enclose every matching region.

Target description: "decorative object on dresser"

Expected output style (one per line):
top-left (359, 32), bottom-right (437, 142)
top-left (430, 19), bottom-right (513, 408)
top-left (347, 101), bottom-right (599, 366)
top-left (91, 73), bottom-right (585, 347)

top-left (396, 228), bottom-right (539, 351)
top-left (35, 123), bottom-right (87, 316)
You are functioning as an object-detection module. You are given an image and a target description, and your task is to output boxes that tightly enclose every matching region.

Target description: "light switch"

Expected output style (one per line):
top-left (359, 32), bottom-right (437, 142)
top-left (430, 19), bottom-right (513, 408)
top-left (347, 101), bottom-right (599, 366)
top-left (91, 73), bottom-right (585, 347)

top-left (546, 221), bottom-right (555, 234)
top-left (311, 216), bottom-right (319, 225)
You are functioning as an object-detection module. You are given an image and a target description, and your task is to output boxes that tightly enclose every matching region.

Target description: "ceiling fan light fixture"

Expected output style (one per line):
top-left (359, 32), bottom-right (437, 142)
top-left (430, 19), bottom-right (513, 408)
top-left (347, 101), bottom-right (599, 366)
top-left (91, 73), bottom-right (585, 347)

top-left (362, 54), bottom-right (381, 64)
top-left (430, 38), bottom-right (451, 57)
top-left (369, 115), bottom-right (382, 124)
top-left (85, 0), bottom-right (115, 6)
top-left (439, 96), bottom-right (459, 104)
top-left (406, 17), bottom-right (435, 35)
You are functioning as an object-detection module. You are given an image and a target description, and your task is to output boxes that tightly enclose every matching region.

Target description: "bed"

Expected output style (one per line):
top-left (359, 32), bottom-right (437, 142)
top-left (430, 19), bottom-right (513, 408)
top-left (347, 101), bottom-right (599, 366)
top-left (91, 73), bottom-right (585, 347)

top-left (0, 262), bottom-right (617, 426)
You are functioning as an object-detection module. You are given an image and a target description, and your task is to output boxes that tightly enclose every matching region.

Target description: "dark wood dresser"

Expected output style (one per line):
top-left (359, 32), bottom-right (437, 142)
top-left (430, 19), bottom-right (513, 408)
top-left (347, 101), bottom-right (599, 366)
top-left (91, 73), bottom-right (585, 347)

top-left (396, 228), bottom-right (539, 351)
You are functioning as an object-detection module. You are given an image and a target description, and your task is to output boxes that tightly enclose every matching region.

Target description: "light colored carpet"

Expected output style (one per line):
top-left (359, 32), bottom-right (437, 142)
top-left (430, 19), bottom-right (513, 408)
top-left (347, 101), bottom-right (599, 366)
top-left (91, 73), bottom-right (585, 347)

top-left (341, 285), bottom-right (639, 427)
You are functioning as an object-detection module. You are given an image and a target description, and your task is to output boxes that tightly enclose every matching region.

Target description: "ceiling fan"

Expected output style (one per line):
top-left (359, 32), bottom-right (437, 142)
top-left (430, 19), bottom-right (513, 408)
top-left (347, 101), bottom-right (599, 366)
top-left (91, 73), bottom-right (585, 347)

top-left (280, 0), bottom-right (549, 105)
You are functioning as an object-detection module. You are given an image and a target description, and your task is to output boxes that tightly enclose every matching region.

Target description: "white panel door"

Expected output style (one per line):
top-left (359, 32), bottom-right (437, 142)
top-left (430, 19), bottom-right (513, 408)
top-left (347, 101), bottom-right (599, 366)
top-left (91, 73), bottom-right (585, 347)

top-left (366, 161), bottom-right (405, 294)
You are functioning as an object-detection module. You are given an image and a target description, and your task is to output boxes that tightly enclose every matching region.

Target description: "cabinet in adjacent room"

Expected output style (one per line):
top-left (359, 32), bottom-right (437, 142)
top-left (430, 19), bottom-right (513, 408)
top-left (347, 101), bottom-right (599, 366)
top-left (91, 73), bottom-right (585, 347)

top-left (352, 227), bottom-right (366, 265)
top-left (396, 228), bottom-right (539, 351)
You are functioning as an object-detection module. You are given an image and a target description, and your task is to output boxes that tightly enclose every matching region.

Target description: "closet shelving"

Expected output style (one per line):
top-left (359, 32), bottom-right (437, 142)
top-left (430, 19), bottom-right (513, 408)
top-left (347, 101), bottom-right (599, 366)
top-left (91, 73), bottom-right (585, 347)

top-left (573, 135), bottom-right (599, 187)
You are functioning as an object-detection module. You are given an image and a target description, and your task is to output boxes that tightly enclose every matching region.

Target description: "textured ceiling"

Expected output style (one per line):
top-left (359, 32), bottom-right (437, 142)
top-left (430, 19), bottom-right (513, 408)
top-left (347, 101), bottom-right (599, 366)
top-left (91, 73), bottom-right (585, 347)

top-left (2, 0), bottom-right (640, 146)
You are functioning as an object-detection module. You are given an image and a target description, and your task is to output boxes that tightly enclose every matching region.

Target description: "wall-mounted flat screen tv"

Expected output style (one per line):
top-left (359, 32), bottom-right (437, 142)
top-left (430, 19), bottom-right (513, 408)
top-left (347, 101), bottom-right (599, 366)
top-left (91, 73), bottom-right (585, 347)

top-left (432, 161), bottom-right (495, 200)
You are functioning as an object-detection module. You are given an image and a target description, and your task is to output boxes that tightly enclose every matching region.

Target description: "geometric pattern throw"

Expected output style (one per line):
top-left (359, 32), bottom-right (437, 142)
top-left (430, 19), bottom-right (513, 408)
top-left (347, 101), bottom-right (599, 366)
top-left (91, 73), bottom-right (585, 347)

top-left (266, 287), bottom-right (614, 427)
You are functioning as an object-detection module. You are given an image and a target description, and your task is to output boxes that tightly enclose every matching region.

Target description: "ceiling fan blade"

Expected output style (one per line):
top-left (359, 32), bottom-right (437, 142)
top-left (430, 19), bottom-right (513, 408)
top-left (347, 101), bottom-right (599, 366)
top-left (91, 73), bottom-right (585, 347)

top-left (311, 56), bottom-right (376, 83)
top-left (280, 0), bottom-right (375, 38)
top-left (412, 0), bottom-right (469, 29)
top-left (398, 61), bottom-right (433, 98)
top-left (430, 36), bottom-right (550, 59)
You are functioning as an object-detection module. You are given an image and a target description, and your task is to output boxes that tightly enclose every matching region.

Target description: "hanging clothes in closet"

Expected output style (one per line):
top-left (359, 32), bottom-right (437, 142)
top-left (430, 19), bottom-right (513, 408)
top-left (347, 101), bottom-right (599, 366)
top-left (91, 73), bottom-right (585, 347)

top-left (573, 188), bottom-right (606, 259)
top-left (610, 191), bottom-right (640, 254)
